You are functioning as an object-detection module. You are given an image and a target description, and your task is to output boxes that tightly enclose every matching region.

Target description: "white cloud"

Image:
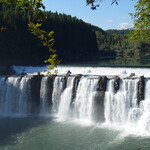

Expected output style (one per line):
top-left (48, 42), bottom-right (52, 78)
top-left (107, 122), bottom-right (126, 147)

top-left (106, 19), bottom-right (113, 23)
top-left (120, 15), bottom-right (129, 20)
top-left (118, 22), bottom-right (133, 29)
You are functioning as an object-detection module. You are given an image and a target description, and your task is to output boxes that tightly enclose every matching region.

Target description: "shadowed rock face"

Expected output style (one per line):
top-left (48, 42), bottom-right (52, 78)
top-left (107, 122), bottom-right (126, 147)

top-left (93, 91), bottom-right (105, 123)
top-left (97, 76), bottom-right (107, 92)
top-left (63, 75), bottom-right (68, 91)
top-left (71, 74), bottom-right (82, 103)
top-left (93, 76), bottom-right (107, 122)
top-left (114, 76), bottom-right (120, 92)
top-left (30, 74), bottom-right (43, 113)
top-left (45, 76), bottom-right (54, 111)
top-left (137, 76), bottom-right (145, 105)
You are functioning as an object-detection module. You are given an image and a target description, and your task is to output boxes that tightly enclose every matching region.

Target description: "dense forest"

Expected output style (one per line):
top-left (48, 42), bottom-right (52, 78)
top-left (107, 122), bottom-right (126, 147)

top-left (0, 3), bottom-right (149, 65)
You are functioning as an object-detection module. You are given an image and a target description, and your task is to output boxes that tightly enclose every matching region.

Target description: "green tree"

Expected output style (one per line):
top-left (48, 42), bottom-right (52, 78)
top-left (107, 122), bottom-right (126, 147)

top-left (86, 0), bottom-right (150, 42)
top-left (129, 0), bottom-right (150, 42)
top-left (0, 0), bottom-right (60, 70)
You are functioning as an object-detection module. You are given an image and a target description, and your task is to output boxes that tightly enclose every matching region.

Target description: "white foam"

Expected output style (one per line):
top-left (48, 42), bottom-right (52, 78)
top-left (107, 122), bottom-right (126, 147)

top-left (13, 65), bottom-right (150, 77)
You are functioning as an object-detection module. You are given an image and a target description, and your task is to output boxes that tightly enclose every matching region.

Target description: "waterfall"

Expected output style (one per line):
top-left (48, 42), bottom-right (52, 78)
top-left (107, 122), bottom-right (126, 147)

top-left (57, 77), bottom-right (75, 119)
top-left (73, 77), bottom-right (98, 122)
top-left (18, 76), bottom-right (31, 114)
top-left (104, 79), bottom-right (139, 126)
top-left (0, 76), bottom-right (31, 115)
top-left (145, 79), bottom-right (150, 100)
top-left (52, 76), bottom-right (67, 113)
top-left (0, 69), bottom-right (150, 134)
top-left (40, 77), bottom-right (51, 113)
top-left (4, 77), bottom-right (21, 114)
top-left (135, 80), bottom-right (150, 133)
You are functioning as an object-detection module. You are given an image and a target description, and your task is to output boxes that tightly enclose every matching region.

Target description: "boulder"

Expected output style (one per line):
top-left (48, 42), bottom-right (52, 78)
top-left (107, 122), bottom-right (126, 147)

top-left (129, 73), bottom-right (135, 77)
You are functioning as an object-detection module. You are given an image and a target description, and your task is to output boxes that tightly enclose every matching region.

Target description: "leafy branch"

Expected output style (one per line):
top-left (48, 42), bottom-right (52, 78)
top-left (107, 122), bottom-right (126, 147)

top-left (0, 0), bottom-right (61, 70)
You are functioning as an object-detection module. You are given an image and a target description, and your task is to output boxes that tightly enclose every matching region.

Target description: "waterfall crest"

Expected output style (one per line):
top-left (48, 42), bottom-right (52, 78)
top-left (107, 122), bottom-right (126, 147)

top-left (0, 72), bottom-right (150, 134)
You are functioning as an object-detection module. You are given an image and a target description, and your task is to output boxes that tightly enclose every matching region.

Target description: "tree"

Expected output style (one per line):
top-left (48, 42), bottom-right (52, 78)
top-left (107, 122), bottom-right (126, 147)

top-left (0, 0), bottom-right (60, 70)
top-left (0, 0), bottom-right (149, 67)
top-left (86, 0), bottom-right (150, 42)
top-left (129, 0), bottom-right (150, 42)
top-left (86, 0), bottom-right (118, 10)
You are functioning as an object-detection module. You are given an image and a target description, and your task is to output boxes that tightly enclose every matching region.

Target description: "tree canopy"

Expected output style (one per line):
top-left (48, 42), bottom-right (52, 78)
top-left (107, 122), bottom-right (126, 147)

top-left (86, 0), bottom-right (150, 42)
top-left (0, 0), bottom-right (60, 70)
top-left (0, 0), bottom-right (149, 67)
top-left (129, 0), bottom-right (150, 42)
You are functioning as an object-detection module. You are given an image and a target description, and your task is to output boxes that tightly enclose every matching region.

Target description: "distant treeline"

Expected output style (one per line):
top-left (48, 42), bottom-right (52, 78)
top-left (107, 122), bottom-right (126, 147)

top-left (0, 3), bottom-right (149, 65)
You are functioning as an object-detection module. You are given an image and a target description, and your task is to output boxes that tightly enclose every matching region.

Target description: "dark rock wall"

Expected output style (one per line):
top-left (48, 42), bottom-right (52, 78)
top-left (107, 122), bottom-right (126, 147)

top-left (93, 76), bottom-right (108, 122)
top-left (30, 75), bottom-right (43, 113)
top-left (137, 76), bottom-right (145, 105)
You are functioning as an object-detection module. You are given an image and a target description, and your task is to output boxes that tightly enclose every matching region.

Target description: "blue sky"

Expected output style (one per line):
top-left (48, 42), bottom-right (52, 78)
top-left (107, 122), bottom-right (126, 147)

top-left (42, 0), bottom-right (137, 30)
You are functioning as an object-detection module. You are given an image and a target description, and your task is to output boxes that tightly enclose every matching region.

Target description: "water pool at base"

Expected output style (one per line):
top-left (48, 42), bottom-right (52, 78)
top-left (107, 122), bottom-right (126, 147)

top-left (0, 116), bottom-right (150, 150)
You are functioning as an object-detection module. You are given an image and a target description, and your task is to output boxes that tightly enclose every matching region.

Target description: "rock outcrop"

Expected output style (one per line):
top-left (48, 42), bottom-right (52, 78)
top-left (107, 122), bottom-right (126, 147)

top-left (114, 76), bottom-right (120, 92)
top-left (93, 76), bottom-right (108, 122)
top-left (71, 74), bottom-right (82, 103)
top-left (30, 74), bottom-right (43, 113)
top-left (137, 76), bottom-right (145, 105)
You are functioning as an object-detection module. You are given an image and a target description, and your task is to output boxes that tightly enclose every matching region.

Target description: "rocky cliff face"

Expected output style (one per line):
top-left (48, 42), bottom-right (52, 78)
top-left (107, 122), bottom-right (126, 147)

top-left (137, 76), bottom-right (145, 105)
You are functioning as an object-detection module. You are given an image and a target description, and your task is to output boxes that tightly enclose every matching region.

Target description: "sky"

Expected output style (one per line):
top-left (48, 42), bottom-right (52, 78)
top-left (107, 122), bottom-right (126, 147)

top-left (42, 0), bottom-right (138, 30)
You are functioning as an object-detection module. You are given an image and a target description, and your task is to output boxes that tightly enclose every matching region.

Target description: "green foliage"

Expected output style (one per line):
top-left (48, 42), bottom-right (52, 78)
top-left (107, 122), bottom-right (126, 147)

top-left (87, 0), bottom-right (150, 42)
top-left (129, 0), bottom-right (150, 42)
top-left (86, 0), bottom-right (118, 10)
top-left (28, 22), bottom-right (60, 69)
top-left (0, 7), bottom-right (98, 65)
top-left (0, 2), bottom-right (149, 66)
top-left (94, 28), bottom-right (150, 57)
top-left (0, 0), bottom-right (60, 70)
top-left (0, 0), bottom-right (45, 19)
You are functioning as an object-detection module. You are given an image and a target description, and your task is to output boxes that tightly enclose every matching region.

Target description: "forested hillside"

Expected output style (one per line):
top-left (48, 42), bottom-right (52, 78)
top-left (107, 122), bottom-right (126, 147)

top-left (0, 3), bottom-right (149, 65)
top-left (95, 28), bottom-right (150, 57)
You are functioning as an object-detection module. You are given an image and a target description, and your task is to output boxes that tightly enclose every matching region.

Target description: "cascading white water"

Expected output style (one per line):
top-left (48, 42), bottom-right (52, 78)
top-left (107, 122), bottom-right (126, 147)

top-left (40, 77), bottom-right (50, 113)
top-left (4, 77), bottom-right (21, 114)
top-left (1, 68), bottom-right (150, 135)
top-left (134, 79), bottom-right (150, 134)
top-left (18, 76), bottom-right (31, 114)
top-left (145, 79), bottom-right (150, 100)
top-left (57, 77), bottom-right (75, 119)
top-left (52, 76), bottom-right (66, 113)
top-left (73, 77), bottom-right (98, 123)
top-left (104, 79), bottom-right (139, 126)
top-left (0, 76), bottom-right (31, 116)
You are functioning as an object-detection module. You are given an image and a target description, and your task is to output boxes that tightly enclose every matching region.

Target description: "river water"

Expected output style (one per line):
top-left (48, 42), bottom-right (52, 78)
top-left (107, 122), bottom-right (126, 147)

top-left (0, 66), bottom-right (150, 150)
top-left (0, 116), bottom-right (150, 150)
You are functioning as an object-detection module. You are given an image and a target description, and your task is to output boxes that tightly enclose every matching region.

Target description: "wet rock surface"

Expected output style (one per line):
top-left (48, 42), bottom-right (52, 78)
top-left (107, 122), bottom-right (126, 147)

top-left (71, 74), bottom-right (82, 103)
top-left (96, 76), bottom-right (107, 92)
top-left (30, 74), bottom-right (43, 113)
top-left (137, 76), bottom-right (145, 105)
top-left (114, 76), bottom-right (120, 92)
